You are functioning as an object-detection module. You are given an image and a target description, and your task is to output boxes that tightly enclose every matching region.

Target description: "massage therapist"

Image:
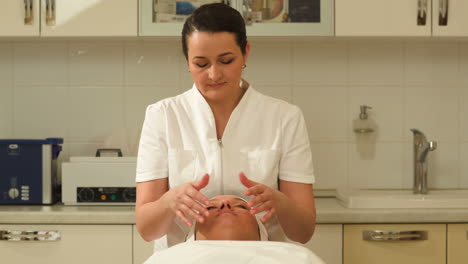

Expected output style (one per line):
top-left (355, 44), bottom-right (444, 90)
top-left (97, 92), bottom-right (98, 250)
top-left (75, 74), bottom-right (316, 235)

top-left (135, 3), bottom-right (316, 251)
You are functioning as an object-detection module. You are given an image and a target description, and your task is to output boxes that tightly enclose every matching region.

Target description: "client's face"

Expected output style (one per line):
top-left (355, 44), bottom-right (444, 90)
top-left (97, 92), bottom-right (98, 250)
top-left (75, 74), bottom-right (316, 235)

top-left (195, 195), bottom-right (260, 241)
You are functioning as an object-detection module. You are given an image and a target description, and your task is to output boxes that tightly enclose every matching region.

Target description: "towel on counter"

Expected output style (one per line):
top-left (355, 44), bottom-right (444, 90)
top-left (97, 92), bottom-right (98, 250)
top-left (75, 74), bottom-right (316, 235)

top-left (143, 240), bottom-right (326, 264)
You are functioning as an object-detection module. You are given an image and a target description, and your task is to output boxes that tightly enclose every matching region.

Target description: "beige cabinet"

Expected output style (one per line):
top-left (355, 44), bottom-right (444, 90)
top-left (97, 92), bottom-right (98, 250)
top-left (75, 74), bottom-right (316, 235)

top-left (305, 224), bottom-right (343, 264)
top-left (447, 224), bottom-right (468, 264)
top-left (133, 225), bottom-right (154, 264)
top-left (0, 0), bottom-right (40, 36)
top-left (343, 224), bottom-right (446, 264)
top-left (0, 224), bottom-right (132, 264)
top-left (336, 0), bottom-right (468, 36)
top-left (432, 0), bottom-right (468, 36)
top-left (40, 0), bottom-right (137, 36)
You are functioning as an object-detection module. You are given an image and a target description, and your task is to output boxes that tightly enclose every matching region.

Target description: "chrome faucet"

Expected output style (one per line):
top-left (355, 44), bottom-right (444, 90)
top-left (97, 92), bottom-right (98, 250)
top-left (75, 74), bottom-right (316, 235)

top-left (410, 129), bottom-right (437, 194)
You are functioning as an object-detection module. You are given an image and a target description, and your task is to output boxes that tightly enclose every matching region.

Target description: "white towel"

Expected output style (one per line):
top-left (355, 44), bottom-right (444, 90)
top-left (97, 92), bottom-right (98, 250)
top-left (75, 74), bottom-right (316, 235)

top-left (143, 240), bottom-right (326, 264)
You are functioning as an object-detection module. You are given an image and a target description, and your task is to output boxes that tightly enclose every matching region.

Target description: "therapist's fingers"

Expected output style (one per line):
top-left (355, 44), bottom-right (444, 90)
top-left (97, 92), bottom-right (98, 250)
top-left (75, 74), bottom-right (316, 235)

top-left (239, 172), bottom-right (257, 189)
top-left (181, 192), bottom-right (210, 217)
top-left (246, 188), bottom-right (266, 207)
top-left (239, 173), bottom-right (263, 197)
top-left (245, 184), bottom-right (268, 197)
top-left (176, 210), bottom-right (193, 227)
top-left (190, 174), bottom-right (211, 206)
top-left (250, 200), bottom-right (273, 215)
top-left (179, 203), bottom-right (205, 224)
top-left (193, 173), bottom-right (210, 191)
top-left (261, 208), bottom-right (276, 223)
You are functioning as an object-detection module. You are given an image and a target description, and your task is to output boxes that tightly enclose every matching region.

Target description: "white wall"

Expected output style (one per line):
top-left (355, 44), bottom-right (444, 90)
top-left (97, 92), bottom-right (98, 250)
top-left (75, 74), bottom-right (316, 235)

top-left (1, 38), bottom-right (467, 190)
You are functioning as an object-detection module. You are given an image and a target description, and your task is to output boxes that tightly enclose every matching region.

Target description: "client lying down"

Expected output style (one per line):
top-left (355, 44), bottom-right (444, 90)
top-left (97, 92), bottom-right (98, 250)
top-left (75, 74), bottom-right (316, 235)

top-left (144, 195), bottom-right (325, 264)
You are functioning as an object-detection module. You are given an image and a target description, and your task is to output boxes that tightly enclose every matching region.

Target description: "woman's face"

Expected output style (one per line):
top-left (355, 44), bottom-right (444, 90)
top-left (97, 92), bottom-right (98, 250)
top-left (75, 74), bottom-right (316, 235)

top-left (186, 31), bottom-right (249, 103)
top-left (196, 195), bottom-right (259, 240)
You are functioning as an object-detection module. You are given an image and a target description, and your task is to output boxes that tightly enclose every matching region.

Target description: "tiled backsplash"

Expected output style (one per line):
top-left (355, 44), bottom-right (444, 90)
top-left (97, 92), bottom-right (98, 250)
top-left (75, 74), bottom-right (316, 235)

top-left (1, 38), bottom-right (467, 190)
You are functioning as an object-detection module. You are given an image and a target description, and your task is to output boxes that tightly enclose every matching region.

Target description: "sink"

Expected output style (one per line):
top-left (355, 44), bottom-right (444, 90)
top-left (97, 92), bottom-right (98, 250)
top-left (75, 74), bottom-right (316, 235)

top-left (336, 189), bottom-right (468, 209)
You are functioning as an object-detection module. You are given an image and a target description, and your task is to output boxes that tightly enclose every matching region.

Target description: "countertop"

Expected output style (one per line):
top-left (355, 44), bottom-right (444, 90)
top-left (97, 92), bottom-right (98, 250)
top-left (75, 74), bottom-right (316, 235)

top-left (1, 198), bottom-right (467, 225)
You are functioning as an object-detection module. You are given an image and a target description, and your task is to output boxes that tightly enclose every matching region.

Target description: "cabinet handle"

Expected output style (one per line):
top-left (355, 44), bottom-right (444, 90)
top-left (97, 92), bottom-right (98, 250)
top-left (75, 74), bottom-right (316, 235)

top-left (24, 0), bottom-right (33, 25)
top-left (152, 0), bottom-right (156, 23)
top-left (95, 148), bottom-right (123, 157)
top-left (417, 0), bottom-right (428, 26)
top-left (0, 230), bottom-right (61, 241)
top-left (46, 0), bottom-right (56, 26)
top-left (439, 0), bottom-right (448, 26)
top-left (363, 230), bottom-right (428, 241)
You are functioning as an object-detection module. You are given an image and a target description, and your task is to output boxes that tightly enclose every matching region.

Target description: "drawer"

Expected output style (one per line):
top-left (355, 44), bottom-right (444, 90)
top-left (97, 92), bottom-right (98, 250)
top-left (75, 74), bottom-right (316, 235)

top-left (0, 224), bottom-right (132, 264)
top-left (344, 224), bottom-right (446, 264)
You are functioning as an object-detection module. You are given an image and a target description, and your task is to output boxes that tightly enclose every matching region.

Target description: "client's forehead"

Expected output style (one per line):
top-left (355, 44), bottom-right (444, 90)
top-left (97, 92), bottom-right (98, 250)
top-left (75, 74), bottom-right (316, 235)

top-left (209, 195), bottom-right (246, 203)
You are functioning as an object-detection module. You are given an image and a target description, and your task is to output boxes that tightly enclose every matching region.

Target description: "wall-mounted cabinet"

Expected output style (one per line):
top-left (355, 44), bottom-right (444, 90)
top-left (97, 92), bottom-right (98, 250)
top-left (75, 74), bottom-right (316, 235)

top-left (140, 0), bottom-right (333, 36)
top-left (0, 0), bottom-right (137, 37)
top-left (0, 0), bottom-right (40, 36)
top-left (336, 0), bottom-right (468, 37)
top-left (40, 0), bottom-right (137, 37)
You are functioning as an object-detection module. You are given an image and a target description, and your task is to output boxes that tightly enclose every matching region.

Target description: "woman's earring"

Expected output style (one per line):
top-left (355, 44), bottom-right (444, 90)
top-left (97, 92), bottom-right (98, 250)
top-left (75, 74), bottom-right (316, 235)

top-left (242, 64), bottom-right (247, 69)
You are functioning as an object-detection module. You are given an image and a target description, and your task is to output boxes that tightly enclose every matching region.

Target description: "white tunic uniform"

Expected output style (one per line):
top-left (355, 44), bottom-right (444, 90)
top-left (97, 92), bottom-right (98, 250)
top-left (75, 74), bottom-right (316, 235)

top-left (136, 84), bottom-right (315, 251)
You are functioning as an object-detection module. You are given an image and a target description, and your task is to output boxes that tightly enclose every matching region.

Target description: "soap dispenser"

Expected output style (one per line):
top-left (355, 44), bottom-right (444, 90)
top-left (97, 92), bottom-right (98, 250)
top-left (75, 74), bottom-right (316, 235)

top-left (353, 105), bottom-right (375, 134)
top-left (353, 105), bottom-right (377, 159)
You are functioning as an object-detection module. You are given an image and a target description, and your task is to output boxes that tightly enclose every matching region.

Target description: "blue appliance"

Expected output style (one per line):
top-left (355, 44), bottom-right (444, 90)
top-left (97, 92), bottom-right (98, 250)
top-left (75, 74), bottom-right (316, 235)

top-left (0, 138), bottom-right (63, 205)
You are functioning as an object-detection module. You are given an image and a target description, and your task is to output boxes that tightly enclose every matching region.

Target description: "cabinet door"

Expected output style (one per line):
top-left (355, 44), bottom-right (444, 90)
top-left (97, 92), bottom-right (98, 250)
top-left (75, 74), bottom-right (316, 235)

top-left (432, 0), bottom-right (468, 36)
top-left (0, 0), bottom-right (40, 36)
top-left (336, 0), bottom-right (431, 36)
top-left (244, 0), bottom-right (333, 36)
top-left (448, 224), bottom-right (468, 264)
top-left (344, 224), bottom-right (446, 264)
top-left (140, 0), bottom-right (228, 36)
top-left (305, 224), bottom-right (342, 264)
top-left (40, 0), bottom-right (137, 36)
top-left (140, 0), bottom-right (333, 36)
top-left (0, 225), bottom-right (132, 264)
top-left (133, 225), bottom-right (155, 264)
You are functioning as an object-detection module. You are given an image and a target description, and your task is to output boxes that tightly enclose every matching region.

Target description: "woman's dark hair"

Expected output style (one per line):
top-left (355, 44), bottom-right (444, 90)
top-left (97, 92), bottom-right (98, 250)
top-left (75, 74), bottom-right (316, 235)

top-left (182, 3), bottom-right (247, 59)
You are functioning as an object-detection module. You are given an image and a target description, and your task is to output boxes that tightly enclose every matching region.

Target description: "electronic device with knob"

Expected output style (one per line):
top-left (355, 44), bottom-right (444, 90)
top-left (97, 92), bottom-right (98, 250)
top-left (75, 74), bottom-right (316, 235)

top-left (62, 150), bottom-right (136, 205)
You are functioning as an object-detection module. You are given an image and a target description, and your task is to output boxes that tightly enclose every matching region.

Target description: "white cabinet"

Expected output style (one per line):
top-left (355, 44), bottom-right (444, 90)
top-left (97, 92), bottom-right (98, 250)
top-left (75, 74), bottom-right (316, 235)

top-left (0, 0), bottom-right (137, 37)
top-left (40, 0), bottom-right (137, 36)
top-left (139, 0), bottom-right (333, 36)
top-left (336, 0), bottom-right (468, 37)
top-left (0, 0), bottom-right (40, 36)
top-left (343, 224), bottom-right (446, 264)
top-left (0, 224), bottom-right (132, 264)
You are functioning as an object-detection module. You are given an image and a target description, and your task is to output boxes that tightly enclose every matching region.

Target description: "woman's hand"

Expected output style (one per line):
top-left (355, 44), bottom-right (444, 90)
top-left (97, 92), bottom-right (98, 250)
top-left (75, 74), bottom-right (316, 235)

top-left (164, 173), bottom-right (211, 227)
top-left (239, 172), bottom-right (282, 223)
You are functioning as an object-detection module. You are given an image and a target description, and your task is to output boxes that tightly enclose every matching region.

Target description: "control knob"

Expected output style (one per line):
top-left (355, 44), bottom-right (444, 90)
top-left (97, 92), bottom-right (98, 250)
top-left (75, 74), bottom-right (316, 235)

top-left (78, 188), bottom-right (95, 202)
top-left (8, 188), bottom-right (19, 199)
top-left (122, 188), bottom-right (136, 202)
